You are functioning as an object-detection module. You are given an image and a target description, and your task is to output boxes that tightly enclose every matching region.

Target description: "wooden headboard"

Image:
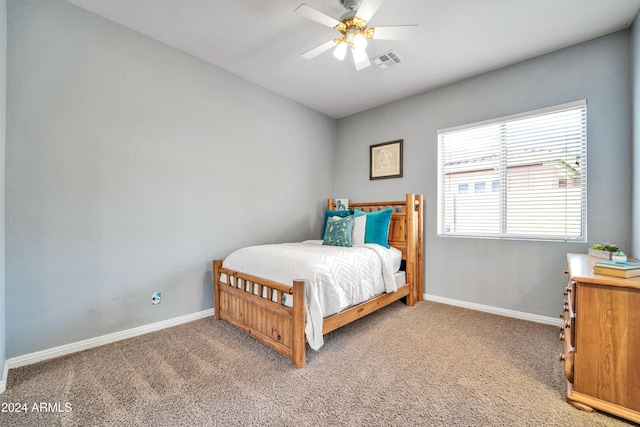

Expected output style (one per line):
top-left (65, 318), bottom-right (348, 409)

top-left (327, 194), bottom-right (424, 300)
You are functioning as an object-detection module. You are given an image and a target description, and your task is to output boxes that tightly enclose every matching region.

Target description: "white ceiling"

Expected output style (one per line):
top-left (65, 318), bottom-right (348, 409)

top-left (65, 0), bottom-right (640, 119)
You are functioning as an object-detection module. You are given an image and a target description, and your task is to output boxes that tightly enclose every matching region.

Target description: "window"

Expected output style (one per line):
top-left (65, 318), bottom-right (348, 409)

top-left (437, 100), bottom-right (586, 241)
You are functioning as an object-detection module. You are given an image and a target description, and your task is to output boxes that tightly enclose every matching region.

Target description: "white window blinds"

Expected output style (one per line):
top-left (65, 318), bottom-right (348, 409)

top-left (437, 100), bottom-right (586, 241)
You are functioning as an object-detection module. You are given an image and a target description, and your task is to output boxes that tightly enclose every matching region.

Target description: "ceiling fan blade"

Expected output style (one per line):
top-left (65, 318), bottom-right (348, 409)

top-left (295, 4), bottom-right (342, 28)
top-left (370, 25), bottom-right (418, 41)
top-left (352, 47), bottom-right (371, 70)
top-left (301, 40), bottom-right (337, 59)
top-left (356, 0), bottom-right (384, 22)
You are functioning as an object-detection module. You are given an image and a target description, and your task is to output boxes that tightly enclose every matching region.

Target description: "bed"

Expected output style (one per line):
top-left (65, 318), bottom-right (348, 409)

top-left (212, 194), bottom-right (424, 367)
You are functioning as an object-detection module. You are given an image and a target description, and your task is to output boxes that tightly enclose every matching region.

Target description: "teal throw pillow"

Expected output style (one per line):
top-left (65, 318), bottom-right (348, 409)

top-left (355, 208), bottom-right (393, 248)
top-left (321, 209), bottom-right (352, 238)
top-left (323, 215), bottom-right (355, 247)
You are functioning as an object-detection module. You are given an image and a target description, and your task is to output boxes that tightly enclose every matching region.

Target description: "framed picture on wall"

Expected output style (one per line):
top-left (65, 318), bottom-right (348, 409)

top-left (370, 139), bottom-right (403, 180)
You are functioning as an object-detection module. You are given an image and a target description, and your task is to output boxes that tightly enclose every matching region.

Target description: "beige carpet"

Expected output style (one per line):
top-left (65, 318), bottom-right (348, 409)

top-left (0, 301), bottom-right (635, 426)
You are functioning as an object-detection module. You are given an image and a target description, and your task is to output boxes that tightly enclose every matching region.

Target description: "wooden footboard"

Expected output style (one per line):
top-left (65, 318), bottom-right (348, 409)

top-left (213, 260), bottom-right (306, 367)
top-left (213, 259), bottom-right (411, 368)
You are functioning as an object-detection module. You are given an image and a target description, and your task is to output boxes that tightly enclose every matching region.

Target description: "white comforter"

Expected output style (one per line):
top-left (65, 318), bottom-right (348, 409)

top-left (222, 240), bottom-right (399, 350)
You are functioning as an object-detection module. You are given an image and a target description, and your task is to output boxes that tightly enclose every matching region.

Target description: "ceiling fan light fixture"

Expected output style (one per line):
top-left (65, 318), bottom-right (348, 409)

top-left (333, 42), bottom-right (348, 60)
top-left (351, 32), bottom-right (368, 50)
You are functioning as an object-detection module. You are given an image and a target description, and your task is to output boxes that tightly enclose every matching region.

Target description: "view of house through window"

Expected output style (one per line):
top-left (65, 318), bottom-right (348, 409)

top-left (437, 100), bottom-right (586, 241)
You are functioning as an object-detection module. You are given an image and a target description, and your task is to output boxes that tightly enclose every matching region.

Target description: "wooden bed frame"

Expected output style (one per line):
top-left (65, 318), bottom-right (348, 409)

top-left (213, 194), bottom-right (423, 368)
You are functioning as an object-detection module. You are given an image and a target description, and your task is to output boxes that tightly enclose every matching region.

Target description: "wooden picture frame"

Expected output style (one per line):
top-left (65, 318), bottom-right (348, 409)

top-left (370, 139), bottom-right (403, 180)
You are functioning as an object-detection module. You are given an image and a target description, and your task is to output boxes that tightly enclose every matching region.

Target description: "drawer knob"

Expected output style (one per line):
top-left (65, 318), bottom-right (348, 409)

top-left (558, 353), bottom-right (566, 361)
top-left (564, 320), bottom-right (571, 329)
top-left (559, 333), bottom-right (565, 341)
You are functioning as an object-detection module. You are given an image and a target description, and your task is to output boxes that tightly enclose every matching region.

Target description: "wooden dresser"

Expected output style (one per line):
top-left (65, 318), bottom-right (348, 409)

top-left (562, 253), bottom-right (640, 423)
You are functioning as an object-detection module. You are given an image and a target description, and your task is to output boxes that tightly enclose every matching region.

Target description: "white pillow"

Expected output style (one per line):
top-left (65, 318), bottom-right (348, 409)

top-left (352, 214), bottom-right (367, 245)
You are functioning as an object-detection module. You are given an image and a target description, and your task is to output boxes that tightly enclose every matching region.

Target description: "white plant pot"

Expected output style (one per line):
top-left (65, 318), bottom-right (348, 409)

top-left (612, 255), bottom-right (628, 263)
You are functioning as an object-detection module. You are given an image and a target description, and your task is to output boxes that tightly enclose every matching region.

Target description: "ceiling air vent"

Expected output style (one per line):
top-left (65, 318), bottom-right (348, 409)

top-left (371, 50), bottom-right (403, 69)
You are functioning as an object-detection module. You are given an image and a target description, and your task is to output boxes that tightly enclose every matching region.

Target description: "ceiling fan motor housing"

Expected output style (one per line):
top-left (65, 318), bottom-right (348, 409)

top-left (340, 0), bottom-right (362, 12)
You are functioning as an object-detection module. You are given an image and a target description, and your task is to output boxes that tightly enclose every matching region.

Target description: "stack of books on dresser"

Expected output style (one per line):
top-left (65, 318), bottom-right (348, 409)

top-left (593, 260), bottom-right (640, 278)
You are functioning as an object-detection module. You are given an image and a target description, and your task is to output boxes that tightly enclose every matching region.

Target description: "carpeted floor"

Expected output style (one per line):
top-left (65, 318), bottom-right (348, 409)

top-left (0, 301), bottom-right (636, 426)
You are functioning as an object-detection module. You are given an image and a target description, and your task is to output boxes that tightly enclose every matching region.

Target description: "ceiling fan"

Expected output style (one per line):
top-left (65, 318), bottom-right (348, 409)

top-left (295, 0), bottom-right (418, 71)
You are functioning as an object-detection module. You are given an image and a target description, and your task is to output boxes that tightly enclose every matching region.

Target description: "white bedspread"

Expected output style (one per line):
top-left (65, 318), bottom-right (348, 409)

top-left (222, 240), bottom-right (399, 351)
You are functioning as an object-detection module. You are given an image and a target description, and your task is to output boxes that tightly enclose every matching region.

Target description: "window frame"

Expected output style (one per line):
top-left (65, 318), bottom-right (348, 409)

top-left (436, 100), bottom-right (587, 242)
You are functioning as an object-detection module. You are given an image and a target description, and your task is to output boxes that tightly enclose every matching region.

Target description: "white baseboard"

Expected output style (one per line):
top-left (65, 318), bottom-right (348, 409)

top-left (7, 309), bottom-right (215, 371)
top-left (0, 359), bottom-right (8, 394)
top-left (423, 294), bottom-right (562, 327)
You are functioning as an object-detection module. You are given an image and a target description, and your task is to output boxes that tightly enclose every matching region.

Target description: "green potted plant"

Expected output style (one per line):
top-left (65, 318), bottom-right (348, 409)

top-left (589, 242), bottom-right (619, 259)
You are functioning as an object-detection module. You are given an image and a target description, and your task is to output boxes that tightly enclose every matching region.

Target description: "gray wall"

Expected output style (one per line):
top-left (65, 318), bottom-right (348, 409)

top-left (6, 0), bottom-right (335, 357)
top-left (0, 0), bottom-right (6, 382)
top-left (633, 16), bottom-right (640, 254)
top-left (336, 32), bottom-right (632, 318)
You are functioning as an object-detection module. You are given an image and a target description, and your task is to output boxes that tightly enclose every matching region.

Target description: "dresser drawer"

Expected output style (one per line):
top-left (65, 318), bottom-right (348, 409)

top-left (561, 308), bottom-right (574, 383)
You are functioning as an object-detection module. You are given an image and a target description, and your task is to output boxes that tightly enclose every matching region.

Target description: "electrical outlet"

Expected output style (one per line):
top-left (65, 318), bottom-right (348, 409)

top-left (152, 292), bottom-right (161, 305)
